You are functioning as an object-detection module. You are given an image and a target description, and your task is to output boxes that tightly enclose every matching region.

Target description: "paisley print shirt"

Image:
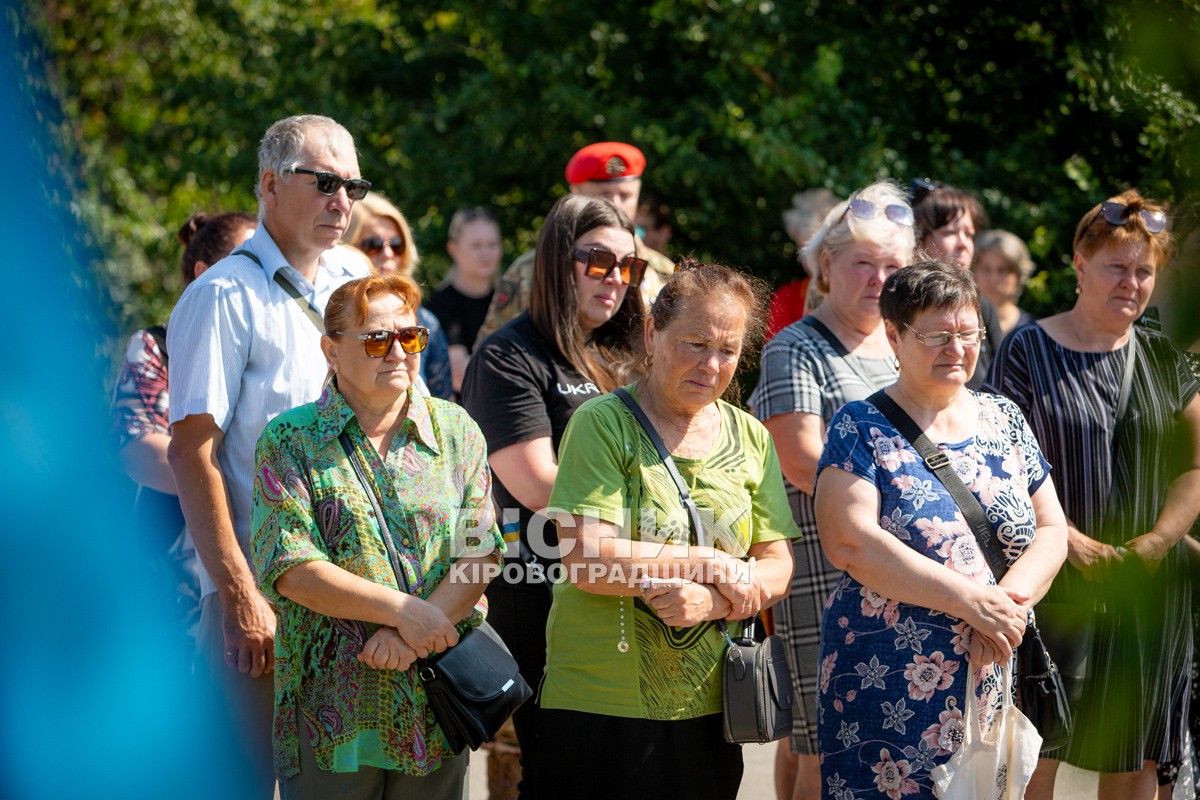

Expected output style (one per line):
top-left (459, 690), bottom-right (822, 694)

top-left (251, 384), bottom-right (502, 780)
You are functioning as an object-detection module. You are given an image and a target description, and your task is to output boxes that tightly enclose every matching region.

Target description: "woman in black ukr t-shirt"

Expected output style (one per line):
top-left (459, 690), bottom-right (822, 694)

top-left (461, 194), bottom-right (647, 798)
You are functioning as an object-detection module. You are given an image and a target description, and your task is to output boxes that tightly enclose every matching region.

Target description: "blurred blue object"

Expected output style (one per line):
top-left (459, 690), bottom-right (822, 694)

top-left (0, 17), bottom-right (234, 800)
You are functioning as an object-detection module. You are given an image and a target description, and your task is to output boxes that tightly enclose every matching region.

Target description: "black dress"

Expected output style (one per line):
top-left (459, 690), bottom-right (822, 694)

top-left (987, 323), bottom-right (1198, 772)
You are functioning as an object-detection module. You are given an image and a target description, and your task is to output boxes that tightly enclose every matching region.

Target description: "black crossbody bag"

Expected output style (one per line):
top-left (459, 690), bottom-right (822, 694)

top-left (867, 390), bottom-right (1073, 752)
top-left (614, 388), bottom-right (793, 744)
top-left (337, 431), bottom-right (532, 753)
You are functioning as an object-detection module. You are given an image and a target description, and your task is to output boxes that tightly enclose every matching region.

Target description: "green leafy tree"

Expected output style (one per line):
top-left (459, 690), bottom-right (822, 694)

top-left (22, 0), bottom-right (1200, 341)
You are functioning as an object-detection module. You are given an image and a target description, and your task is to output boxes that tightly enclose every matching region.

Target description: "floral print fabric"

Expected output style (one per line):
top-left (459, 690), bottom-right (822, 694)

top-left (816, 393), bottom-right (1049, 799)
top-left (110, 328), bottom-right (169, 448)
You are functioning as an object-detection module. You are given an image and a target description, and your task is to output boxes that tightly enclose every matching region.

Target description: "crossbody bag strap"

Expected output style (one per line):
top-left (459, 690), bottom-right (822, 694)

top-left (1115, 329), bottom-right (1138, 425)
top-left (338, 430), bottom-right (412, 594)
top-left (614, 387), bottom-right (708, 544)
top-left (232, 248), bottom-right (326, 334)
top-left (614, 388), bottom-right (749, 639)
top-left (1099, 330), bottom-right (1140, 529)
top-left (867, 390), bottom-right (1009, 581)
top-left (804, 316), bottom-right (879, 388)
top-left (804, 316), bottom-right (849, 357)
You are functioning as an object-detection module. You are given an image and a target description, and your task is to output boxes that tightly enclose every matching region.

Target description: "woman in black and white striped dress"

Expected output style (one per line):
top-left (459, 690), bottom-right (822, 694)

top-left (988, 190), bottom-right (1200, 800)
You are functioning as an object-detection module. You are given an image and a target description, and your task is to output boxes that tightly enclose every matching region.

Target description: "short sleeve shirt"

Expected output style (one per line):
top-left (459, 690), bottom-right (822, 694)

top-left (167, 227), bottom-right (369, 595)
top-left (541, 386), bottom-right (801, 720)
top-left (461, 312), bottom-right (601, 567)
top-left (110, 328), bottom-right (169, 448)
top-left (813, 393), bottom-right (1051, 792)
top-left (251, 384), bottom-right (503, 780)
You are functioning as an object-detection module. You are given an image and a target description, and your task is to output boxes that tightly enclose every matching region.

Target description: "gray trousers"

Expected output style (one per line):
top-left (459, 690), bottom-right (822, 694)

top-left (196, 592), bottom-right (277, 799)
top-left (280, 723), bottom-right (469, 800)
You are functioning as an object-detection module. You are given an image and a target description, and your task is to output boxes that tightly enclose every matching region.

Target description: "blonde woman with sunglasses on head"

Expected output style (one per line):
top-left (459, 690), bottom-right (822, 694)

top-left (749, 181), bottom-right (914, 800)
top-left (988, 190), bottom-right (1200, 800)
top-left (250, 272), bottom-right (502, 799)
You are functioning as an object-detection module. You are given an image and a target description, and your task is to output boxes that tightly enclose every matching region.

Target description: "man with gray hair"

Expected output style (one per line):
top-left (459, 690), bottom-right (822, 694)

top-left (167, 114), bottom-right (371, 796)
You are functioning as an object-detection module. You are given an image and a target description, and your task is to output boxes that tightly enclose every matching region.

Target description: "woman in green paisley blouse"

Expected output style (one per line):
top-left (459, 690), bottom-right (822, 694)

top-left (251, 272), bottom-right (503, 799)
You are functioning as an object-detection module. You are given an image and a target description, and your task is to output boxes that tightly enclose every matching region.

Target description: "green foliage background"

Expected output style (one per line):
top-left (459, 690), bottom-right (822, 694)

top-left (18, 0), bottom-right (1200, 346)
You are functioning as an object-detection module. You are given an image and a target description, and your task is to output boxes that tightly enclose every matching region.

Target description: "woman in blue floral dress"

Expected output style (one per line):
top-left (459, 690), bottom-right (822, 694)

top-left (813, 261), bottom-right (1068, 798)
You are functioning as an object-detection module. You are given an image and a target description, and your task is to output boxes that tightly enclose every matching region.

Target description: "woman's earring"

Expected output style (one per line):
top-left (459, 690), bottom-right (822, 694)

top-left (643, 354), bottom-right (653, 370)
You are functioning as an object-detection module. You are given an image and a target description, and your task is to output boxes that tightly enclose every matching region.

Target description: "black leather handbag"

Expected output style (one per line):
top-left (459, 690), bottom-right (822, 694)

top-left (338, 432), bottom-right (532, 752)
top-left (869, 391), bottom-right (1073, 752)
top-left (1014, 619), bottom-right (1073, 750)
top-left (614, 388), bottom-right (794, 744)
top-left (419, 620), bottom-right (533, 752)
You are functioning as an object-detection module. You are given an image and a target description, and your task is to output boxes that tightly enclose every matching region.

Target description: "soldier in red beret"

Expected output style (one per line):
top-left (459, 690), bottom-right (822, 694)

top-left (473, 141), bottom-right (674, 348)
top-left (563, 141), bottom-right (647, 221)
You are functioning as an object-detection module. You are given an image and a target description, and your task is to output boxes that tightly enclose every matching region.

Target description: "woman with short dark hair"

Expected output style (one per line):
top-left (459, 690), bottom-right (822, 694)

top-left (911, 183), bottom-right (988, 267)
top-left (815, 260), bottom-right (1068, 798)
top-left (911, 181), bottom-right (1001, 386)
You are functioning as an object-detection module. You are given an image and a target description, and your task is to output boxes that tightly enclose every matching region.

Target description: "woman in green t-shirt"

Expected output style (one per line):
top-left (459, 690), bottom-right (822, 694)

top-left (535, 260), bottom-right (801, 799)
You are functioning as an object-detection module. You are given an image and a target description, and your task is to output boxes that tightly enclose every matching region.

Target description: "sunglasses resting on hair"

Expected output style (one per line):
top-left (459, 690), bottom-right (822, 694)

top-left (1091, 201), bottom-right (1167, 235)
top-left (909, 177), bottom-right (944, 195)
top-left (838, 197), bottom-right (915, 228)
top-left (334, 327), bottom-right (430, 357)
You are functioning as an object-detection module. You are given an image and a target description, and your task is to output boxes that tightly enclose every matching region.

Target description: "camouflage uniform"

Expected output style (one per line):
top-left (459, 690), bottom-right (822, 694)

top-left (473, 238), bottom-right (674, 349)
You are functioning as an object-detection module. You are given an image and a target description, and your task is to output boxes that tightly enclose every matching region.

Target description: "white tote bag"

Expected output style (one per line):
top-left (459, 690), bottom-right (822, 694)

top-left (931, 662), bottom-right (1042, 800)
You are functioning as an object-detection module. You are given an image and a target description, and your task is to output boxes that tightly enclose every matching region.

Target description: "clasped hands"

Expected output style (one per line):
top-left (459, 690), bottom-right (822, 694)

top-left (640, 552), bottom-right (761, 628)
top-left (963, 584), bottom-right (1030, 666)
top-left (1068, 528), bottom-right (1169, 581)
top-left (357, 595), bottom-right (459, 672)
